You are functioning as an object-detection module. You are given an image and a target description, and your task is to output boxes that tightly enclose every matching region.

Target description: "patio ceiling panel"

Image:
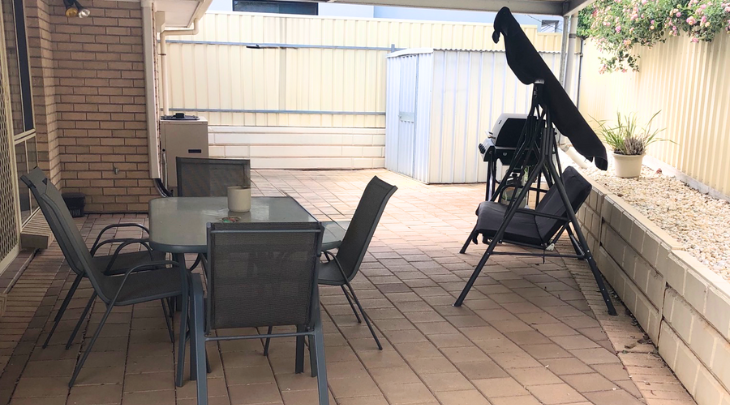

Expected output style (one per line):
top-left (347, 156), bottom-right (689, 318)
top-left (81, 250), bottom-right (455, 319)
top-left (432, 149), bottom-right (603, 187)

top-left (277, 0), bottom-right (597, 16)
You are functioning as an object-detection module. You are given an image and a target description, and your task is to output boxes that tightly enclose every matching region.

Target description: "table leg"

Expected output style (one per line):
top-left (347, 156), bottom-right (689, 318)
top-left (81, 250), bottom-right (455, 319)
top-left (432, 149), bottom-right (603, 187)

top-left (173, 253), bottom-right (187, 312)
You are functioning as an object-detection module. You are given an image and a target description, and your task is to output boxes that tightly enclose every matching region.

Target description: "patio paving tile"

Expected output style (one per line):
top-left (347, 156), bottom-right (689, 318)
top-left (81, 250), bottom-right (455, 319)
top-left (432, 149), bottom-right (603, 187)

top-left (583, 389), bottom-right (646, 405)
top-left (538, 357), bottom-right (594, 376)
top-left (121, 389), bottom-right (176, 405)
top-left (67, 383), bottom-right (123, 405)
top-left (380, 382), bottom-right (437, 404)
top-left (509, 367), bottom-right (563, 386)
top-left (527, 383), bottom-right (587, 404)
top-left (9, 397), bottom-right (67, 405)
top-left (228, 382), bottom-right (284, 404)
top-left (434, 389), bottom-right (491, 405)
top-left (472, 377), bottom-right (530, 398)
top-left (489, 395), bottom-right (542, 405)
top-left (418, 372), bottom-right (474, 392)
top-left (0, 169), bottom-right (697, 405)
top-left (561, 373), bottom-right (617, 393)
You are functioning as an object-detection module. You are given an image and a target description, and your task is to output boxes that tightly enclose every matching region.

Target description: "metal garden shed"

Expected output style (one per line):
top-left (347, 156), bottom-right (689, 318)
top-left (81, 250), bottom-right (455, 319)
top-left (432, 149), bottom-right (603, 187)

top-left (384, 48), bottom-right (562, 184)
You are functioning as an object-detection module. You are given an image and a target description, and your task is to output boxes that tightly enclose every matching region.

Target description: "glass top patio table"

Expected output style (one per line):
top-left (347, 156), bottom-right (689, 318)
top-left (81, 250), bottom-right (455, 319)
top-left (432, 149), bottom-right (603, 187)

top-left (148, 196), bottom-right (338, 254)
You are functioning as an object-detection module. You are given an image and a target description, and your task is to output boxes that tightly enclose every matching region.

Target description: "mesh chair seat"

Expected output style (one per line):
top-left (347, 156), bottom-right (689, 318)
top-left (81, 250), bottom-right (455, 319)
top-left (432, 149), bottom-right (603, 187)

top-left (107, 267), bottom-right (183, 306)
top-left (317, 260), bottom-right (348, 285)
top-left (94, 250), bottom-right (167, 275)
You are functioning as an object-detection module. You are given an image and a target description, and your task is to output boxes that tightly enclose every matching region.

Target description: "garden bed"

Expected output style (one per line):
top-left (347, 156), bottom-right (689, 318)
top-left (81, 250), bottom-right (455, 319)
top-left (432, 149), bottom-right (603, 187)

top-left (575, 164), bottom-right (730, 280)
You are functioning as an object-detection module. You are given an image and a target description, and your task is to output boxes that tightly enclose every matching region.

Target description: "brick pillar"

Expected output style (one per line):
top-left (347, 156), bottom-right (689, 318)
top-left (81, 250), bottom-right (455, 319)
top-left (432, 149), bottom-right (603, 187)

top-left (45, 0), bottom-right (156, 212)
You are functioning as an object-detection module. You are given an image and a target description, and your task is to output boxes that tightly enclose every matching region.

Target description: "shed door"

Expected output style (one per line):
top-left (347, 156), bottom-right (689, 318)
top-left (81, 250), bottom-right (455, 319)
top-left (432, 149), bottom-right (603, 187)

top-left (396, 55), bottom-right (419, 177)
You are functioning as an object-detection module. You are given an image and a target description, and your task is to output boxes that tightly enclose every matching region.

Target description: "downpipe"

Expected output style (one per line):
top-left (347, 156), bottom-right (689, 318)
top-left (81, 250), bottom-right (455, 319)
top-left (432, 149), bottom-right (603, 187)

top-left (557, 136), bottom-right (590, 169)
top-left (160, 20), bottom-right (200, 117)
top-left (141, 0), bottom-right (162, 181)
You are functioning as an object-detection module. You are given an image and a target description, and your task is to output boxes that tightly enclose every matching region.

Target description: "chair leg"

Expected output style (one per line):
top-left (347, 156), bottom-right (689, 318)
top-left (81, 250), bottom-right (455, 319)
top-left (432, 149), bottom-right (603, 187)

top-left (161, 299), bottom-right (175, 344)
top-left (311, 321), bottom-right (329, 405)
top-left (341, 285), bottom-right (361, 323)
top-left (66, 292), bottom-right (97, 350)
top-left (263, 326), bottom-right (273, 356)
top-left (176, 290), bottom-right (189, 387)
top-left (191, 282), bottom-right (208, 405)
top-left (69, 302), bottom-right (114, 387)
top-left (460, 227), bottom-right (477, 254)
top-left (43, 274), bottom-right (83, 348)
top-left (344, 281), bottom-right (382, 350)
top-left (295, 326), bottom-right (305, 374)
top-left (308, 335), bottom-right (317, 378)
top-left (565, 227), bottom-right (584, 258)
top-left (167, 297), bottom-right (176, 317)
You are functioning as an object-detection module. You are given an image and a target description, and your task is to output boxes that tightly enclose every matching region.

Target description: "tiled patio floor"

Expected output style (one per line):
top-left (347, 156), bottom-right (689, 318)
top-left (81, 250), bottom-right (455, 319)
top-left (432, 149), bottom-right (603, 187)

top-left (0, 169), bottom-right (696, 405)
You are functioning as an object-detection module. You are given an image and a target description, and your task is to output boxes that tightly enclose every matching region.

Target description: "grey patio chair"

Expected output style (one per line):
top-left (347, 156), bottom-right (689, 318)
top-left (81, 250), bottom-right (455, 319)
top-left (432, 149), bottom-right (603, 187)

top-left (176, 157), bottom-right (251, 197)
top-left (316, 176), bottom-right (397, 350)
top-left (20, 168), bottom-right (170, 349)
top-left (176, 157), bottom-right (252, 271)
top-left (20, 168), bottom-right (188, 387)
top-left (190, 222), bottom-right (328, 405)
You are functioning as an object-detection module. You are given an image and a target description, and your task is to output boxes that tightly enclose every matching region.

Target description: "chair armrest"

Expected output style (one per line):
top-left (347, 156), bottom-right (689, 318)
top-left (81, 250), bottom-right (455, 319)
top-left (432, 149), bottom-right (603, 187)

top-left (91, 223), bottom-right (151, 252)
top-left (91, 237), bottom-right (151, 256)
top-left (100, 239), bottom-right (155, 274)
top-left (109, 260), bottom-right (183, 307)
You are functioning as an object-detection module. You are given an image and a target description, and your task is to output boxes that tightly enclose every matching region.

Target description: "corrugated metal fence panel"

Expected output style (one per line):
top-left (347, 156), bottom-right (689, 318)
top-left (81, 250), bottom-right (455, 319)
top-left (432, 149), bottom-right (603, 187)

top-left (426, 50), bottom-right (562, 184)
top-left (412, 52), bottom-right (434, 183)
top-left (384, 56), bottom-right (400, 171)
top-left (167, 13), bottom-right (562, 127)
top-left (177, 13), bottom-right (564, 51)
top-left (579, 34), bottom-right (730, 195)
top-left (396, 55), bottom-right (418, 177)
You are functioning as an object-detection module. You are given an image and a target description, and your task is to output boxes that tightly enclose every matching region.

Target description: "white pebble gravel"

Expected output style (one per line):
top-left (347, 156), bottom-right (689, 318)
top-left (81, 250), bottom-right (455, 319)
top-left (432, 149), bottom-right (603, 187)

top-left (575, 164), bottom-right (730, 280)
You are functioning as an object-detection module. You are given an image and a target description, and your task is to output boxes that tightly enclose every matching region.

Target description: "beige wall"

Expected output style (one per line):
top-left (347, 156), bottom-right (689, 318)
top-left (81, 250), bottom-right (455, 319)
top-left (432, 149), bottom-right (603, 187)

top-left (579, 34), bottom-right (730, 196)
top-left (166, 12), bottom-right (563, 128)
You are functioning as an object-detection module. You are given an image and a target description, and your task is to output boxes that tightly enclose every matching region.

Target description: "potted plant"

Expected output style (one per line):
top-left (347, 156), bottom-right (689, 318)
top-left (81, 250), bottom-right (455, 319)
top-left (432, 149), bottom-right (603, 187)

top-left (597, 111), bottom-right (668, 178)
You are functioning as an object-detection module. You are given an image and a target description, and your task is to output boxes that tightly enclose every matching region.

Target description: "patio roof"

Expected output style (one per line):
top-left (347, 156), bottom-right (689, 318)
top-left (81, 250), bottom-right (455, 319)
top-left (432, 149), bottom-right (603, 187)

top-left (278, 0), bottom-right (593, 17)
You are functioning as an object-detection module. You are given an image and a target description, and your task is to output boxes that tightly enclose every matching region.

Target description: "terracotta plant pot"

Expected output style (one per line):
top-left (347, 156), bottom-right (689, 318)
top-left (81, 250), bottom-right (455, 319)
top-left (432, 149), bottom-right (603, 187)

top-left (612, 153), bottom-right (644, 178)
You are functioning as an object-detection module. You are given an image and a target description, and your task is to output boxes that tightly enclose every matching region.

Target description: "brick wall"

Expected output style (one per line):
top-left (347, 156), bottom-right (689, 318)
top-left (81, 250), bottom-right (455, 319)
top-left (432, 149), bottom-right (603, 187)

top-left (27, 0), bottom-right (156, 212)
top-left (26, 0), bottom-right (59, 184)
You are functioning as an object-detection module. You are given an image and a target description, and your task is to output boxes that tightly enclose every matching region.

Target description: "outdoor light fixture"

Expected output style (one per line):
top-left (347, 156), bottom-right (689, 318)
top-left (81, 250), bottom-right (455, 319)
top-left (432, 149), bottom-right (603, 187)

top-left (63, 0), bottom-right (90, 18)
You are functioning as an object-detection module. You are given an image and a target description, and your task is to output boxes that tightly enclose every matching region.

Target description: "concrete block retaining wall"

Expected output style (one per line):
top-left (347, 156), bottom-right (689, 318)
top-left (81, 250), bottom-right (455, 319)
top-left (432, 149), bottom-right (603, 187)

top-left (578, 177), bottom-right (730, 404)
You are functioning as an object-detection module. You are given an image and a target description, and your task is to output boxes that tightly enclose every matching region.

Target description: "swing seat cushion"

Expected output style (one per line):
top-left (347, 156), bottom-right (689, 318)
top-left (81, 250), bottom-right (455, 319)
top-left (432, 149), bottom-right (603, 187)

top-left (474, 166), bottom-right (591, 247)
top-left (475, 202), bottom-right (543, 245)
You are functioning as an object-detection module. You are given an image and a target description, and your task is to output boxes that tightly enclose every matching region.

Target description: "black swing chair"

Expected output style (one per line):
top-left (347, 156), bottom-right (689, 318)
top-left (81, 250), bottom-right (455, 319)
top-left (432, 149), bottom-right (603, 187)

top-left (455, 7), bottom-right (617, 316)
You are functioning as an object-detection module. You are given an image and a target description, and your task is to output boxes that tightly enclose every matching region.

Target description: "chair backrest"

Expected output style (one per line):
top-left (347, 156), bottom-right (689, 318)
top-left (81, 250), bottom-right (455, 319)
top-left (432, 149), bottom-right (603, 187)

top-left (20, 168), bottom-right (115, 302)
top-left (335, 176), bottom-right (397, 281)
top-left (534, 166), bottom-right (591, 242)
top-left (176, 157), bottom-right (251, 197)
top-left (206, 221), bottom-right (323, 330)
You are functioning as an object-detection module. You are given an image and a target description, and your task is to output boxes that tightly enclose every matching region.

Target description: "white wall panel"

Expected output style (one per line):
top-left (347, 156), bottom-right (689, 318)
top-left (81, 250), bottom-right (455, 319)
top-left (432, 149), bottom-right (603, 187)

top-left (167, 12), bottom-right (562, 128)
